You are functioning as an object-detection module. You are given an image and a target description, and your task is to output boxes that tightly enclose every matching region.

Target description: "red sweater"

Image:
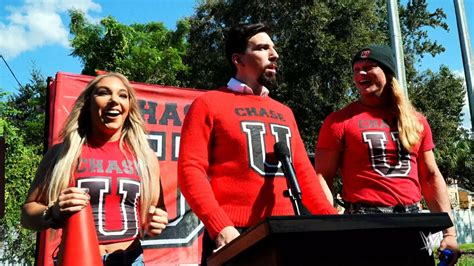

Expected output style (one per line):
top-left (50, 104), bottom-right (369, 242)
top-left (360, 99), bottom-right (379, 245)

top-left (178, 88), bottom-right (337, 239)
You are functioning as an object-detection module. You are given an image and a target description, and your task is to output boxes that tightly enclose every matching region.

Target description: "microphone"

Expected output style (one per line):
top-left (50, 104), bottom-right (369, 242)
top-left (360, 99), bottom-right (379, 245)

top-left (274, 141), bottom-right (303, 215)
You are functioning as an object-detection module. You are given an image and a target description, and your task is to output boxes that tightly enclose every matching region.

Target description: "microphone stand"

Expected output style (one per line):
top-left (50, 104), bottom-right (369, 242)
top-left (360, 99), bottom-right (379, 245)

top-left (283, 186), bottom-right (304, 216)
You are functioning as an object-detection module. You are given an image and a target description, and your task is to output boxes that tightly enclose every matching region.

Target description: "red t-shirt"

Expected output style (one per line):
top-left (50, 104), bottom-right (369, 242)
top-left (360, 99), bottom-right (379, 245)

top-left (74, 139), bottom-right (141, 244)
top-left (317, 101), bottom-right (434, 206)
top-left (178, 88), bottom-right (337, 239)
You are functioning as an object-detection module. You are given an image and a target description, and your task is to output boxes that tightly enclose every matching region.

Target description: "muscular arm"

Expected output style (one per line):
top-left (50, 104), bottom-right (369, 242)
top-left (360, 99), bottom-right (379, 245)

top-left (418, 150), bottom-right (459, 263)
top-left (292, 130), bottom-right (337, 214)
top-left (314, 149), bottom-right (342, 202)
top-left (418, 151), bottom-right (455, 232)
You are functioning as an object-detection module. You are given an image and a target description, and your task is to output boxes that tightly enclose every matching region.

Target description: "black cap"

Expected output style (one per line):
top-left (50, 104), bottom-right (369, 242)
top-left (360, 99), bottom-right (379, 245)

top-left (352, 45), bottom-right (396, 76)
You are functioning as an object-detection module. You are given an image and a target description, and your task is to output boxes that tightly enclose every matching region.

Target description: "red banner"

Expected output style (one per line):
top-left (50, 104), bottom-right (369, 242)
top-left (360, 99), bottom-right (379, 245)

top-left (39, 72), bottom-right (205, 265)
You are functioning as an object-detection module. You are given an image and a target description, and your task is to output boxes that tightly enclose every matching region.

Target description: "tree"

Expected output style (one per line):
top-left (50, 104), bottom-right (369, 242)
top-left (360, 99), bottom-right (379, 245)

top-left (69, 10), bottom-right (190, 87)
top-left (0, 87), bottom-right (42, 264)
top-left (5, 68), bottom-right (47, 147)
top-left (399, 0), bottom-right (449, 81)
top-left (410, 66), bottom-right (473, 189)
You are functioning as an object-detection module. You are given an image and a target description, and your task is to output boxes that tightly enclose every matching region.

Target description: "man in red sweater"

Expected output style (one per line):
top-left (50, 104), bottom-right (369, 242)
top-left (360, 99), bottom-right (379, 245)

top-left (177, 23), bottom-right (337, 264)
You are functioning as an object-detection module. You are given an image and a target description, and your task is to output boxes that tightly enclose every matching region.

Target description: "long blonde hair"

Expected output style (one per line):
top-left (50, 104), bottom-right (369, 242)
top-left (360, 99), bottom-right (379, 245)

top-left (388, 77), bottom-right (423, 152)
top-left (44, 72), bottom-right (157, 222)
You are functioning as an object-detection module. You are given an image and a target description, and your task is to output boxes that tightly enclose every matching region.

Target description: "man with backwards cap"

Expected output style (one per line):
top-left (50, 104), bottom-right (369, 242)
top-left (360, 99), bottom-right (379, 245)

top-left (314, 44), bottom-right (460, 265)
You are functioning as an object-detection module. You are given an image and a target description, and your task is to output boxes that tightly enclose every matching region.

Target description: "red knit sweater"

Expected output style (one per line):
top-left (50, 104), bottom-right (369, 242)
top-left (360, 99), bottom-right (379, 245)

top-left (178, 88), bottom-right (337, 239)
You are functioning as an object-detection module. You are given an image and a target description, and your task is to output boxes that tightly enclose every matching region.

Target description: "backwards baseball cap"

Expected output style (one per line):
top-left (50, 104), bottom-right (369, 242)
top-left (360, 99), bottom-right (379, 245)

top-left (352, 45), bottom-right (396, 76)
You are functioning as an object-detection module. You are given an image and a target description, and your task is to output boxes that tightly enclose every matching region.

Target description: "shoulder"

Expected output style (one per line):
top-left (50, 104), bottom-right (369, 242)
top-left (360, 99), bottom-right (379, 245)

top-left (414, 111), bottom-right (431, 129)
top-left (414, 111), bottom-right (429, 123)
top-left (324, 102), bottom-right (358, 124)
top-left (196, 87), bottom-right (233, 99)
top-left (265, 96), bottom-right (293, 111)
top-left (34, 143), bottom-right (65, 182)
top-left (189, 87), bottom-right (233, 108)
top-left (42, 143), bottom-right (64, 163)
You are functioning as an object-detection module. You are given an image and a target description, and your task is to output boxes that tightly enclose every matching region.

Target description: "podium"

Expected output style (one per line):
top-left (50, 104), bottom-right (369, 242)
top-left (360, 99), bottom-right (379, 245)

top-left (208, 213), bottom-right (452, 266)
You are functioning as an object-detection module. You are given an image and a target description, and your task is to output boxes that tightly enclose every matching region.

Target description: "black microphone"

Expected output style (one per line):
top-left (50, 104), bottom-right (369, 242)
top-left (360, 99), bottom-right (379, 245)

top-left (274, 141), bottom-right (303, 215)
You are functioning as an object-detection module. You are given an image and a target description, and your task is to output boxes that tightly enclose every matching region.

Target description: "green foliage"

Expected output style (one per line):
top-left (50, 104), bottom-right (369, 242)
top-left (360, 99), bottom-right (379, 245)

top-left (410, 66), bottom-right (473, 190)
top-left (69, 10), bottom-right (190, 87)
top-left (4, 69), bottom-right (47, 147)
top-left (0, 67), bottom-right (47, 263)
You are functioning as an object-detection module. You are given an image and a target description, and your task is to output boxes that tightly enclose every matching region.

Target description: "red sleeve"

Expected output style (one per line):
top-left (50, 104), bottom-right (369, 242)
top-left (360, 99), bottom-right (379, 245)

top-left (316, 111), bottom-right (345, 151)
top-left (177, 95), bottom-right (233, 239)
top-left (290, 113), bottom-right (338, 214)
top-left (418, 115), bottom-right (435, 152)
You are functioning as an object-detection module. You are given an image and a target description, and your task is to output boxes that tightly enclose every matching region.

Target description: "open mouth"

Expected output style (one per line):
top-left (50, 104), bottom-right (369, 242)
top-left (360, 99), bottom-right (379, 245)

top-left (266, 64), bottom-right (277, 74)
top-left (358, 79), bottom-right (372, 86)
top-left (105, 110), bottom-right (121, 118)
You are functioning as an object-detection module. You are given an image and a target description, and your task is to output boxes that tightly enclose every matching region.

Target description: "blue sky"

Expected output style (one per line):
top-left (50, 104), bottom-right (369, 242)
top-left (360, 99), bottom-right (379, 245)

top-left (0, 0), bottom-right (472, 129)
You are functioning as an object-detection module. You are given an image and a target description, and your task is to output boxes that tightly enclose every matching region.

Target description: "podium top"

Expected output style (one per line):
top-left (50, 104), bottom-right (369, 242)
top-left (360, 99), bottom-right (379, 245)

top-left (261, 213), bottom-right (452, 233)
top-left (208, 213), bottom-right (452, 265)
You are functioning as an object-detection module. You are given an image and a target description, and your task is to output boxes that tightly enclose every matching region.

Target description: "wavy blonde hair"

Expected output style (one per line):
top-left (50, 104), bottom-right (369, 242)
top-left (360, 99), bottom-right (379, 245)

top-left (43, 72), bottom-right (157, 223)
top-left (387, 77), bottom-right (423, 152)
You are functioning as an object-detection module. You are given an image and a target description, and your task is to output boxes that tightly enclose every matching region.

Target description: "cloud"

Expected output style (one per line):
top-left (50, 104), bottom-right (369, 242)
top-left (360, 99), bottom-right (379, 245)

top-left (0, 0), bottom-right (101, 59)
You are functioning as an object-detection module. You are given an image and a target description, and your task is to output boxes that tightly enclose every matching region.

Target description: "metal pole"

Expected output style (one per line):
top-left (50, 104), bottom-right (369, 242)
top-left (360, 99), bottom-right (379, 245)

top-left (0, 54), bottom-right (24, 90)
top-left (454, 0), bottom-right (474, 131)
top-left (387, 0), bottom-right (408, 96)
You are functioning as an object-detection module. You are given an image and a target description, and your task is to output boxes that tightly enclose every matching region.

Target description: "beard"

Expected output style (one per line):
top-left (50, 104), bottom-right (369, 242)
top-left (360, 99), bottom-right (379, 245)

top-left (258, 70), bottom-right (278, 90)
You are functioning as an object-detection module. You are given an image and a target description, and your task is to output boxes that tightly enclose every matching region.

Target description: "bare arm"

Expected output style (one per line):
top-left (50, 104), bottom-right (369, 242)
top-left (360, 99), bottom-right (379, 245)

top-left (418, 150), bottom-right (459, 264)
top-left (144, 149), bottom-right (168, 236)
top-left (21, 147), bottom-right (57, 230)
top-left (314, 149), bottom-right (342, 205)
top-left (21, 146), bottom-right (89, 231)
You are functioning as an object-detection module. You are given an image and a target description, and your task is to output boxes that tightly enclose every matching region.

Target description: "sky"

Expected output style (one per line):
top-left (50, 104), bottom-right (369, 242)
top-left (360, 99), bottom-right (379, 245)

top-left (0, 0), bottom-right (472, 129)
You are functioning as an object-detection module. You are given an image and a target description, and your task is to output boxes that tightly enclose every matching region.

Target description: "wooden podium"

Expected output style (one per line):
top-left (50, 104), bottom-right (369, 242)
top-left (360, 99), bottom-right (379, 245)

top-left (208, 213), bottom-right (452, 266)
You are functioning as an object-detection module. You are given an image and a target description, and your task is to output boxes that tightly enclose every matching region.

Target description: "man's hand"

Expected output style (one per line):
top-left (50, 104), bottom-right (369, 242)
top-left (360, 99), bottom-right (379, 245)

top-left (438, 235), bottom-right (461, 266)
top-left (214, 226), bottom-right (240, 252)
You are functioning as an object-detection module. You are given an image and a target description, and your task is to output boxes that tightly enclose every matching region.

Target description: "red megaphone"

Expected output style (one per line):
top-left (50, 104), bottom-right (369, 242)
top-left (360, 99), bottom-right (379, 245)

top-left (57, 203), bottom-right (102, 265)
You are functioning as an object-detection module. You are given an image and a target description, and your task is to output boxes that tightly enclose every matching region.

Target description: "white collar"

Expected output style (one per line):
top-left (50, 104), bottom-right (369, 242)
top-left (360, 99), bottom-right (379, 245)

top-left (226, 78), bottom-right (269, 96)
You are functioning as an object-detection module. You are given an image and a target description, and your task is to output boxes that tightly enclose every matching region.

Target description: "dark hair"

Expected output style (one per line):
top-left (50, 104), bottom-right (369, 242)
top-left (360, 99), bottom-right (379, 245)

top-left (225, 23), bottom-right (270, 74)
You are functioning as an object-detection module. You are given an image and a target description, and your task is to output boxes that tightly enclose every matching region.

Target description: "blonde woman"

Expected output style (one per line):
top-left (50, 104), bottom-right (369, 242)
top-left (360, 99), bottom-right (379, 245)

top-left (21, 73), bottom-right (168, 265)
top-left (315, 45), bottom-right (459, 264)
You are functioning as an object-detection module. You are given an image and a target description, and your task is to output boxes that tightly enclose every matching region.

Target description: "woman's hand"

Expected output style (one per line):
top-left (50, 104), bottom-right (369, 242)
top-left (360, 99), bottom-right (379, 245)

top-left (43, 187), bottom-right (90, 228)
top-left (55, 187), bottom-right (90, 217)
top-left (145, 206), bottom-right (168, 236)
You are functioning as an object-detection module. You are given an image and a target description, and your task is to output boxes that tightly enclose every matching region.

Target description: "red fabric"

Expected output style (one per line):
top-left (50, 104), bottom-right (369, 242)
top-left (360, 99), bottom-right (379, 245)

top-left (178, 88), bottom-right (337, 239)
top-left (75, 139), bottom-right (141, 244)
top-left (317, 101), bottom-right (434, 206)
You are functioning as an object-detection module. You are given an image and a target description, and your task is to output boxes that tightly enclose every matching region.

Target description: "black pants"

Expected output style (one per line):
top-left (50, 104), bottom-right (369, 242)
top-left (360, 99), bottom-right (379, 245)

top-left (201, 227), bottom-right (247, 266)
